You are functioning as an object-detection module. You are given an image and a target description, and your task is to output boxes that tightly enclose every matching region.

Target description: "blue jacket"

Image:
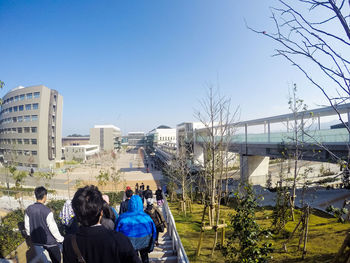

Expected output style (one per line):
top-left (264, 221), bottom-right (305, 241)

top-left (116, 195), bottom-right (156, 251)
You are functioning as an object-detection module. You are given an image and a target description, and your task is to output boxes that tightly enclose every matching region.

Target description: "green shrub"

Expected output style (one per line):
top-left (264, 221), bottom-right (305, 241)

top-left (0, 209), bottom-right (25, 258)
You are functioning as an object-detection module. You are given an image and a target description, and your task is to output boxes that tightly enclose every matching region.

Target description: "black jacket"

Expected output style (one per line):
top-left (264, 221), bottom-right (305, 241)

top-left (63, 225), bottom-right (140, 263)
top-left (119, 199), bottom-right (130, 215)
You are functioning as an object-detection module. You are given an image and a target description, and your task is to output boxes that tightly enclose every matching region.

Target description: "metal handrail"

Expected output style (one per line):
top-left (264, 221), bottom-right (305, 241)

top-left (162, 193), bottom-right (190, 263)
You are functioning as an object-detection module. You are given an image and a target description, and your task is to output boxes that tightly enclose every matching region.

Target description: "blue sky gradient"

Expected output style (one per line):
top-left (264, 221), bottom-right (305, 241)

top-left (0, 0), bottom-right (330, 135)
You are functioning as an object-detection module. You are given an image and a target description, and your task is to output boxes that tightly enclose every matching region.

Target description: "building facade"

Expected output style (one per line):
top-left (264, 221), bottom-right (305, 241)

top-left (63, 145), bottom-right (99, 162)
top-left (0, 85), bottom-right (63, 168)
top-left (127, 132), bottom-right (145, 146)
top-left (90, 125), bottom-right (121, 151)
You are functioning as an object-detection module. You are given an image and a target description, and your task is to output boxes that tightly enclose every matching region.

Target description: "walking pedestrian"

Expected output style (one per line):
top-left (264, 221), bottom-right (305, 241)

top-left (155, 187), bottom-right (164, 207)
top-left (144, 198), bottom-right (167, 246)
top-left (25, 186), bottom-right (64, 263)
top-left (59, 200), bottom-right (78, 235)
top-left (144, 185), bottom-right (153, 200)
top-left (116, 195), bottom-right (156, 263)
top-left (119, 189), bottom-right (133, 215)
top-left (63, 185), bottom-right (140, 263)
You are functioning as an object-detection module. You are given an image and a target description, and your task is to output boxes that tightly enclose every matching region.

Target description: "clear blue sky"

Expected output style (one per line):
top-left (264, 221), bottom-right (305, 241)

top-left (0, 0), bottom-right (330, 136)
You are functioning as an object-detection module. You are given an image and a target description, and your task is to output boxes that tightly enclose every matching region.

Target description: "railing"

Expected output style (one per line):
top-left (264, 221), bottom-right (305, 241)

top-left (162, 193), bottom-right (190, 263)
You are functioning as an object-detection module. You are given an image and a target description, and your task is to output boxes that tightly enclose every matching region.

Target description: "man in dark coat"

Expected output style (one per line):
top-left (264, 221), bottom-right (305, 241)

top-left (63, 185), bottom-right (140, 263)
top-left (119, 189), bottom-right (133, 215)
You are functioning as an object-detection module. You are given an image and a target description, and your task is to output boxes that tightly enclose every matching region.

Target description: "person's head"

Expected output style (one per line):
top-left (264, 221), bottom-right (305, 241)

top-left (35, 186), bottom-right (47, 202)
top-left (125, 189), bottom-right (133, 199)
top-left (126, 186), bottom-right (131, 191)
top-left (146, 185), bottom-right (150, 190)
top-left (72, 185), bottom-right (103, 227)
top-left (158, 186), bottom-right (162, 191)
top-left (102, 201), bottom-right (112, 219)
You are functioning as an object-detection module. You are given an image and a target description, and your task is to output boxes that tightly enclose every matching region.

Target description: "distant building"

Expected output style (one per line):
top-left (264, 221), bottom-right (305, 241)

top-left (0, 85), bottom-right (63, 168)
top-left (90, 125), bottom-right (121, 151)
top-left (62, 136), bottom-right (90, 146)
top-left (145, 125), bottom-right (176, 152)
top-left (63, 145), bottom-right (99, 162)
top-left (127, 132), bottom-right (145, 146)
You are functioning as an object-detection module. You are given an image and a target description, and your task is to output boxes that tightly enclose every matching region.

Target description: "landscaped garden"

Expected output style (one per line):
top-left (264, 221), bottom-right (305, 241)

top-left (169, 201), bottom-right (349, 263)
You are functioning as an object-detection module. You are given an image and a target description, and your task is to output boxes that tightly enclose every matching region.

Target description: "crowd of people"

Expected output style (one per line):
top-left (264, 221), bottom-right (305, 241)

top-left (24, 184), bottom-right (166, 263)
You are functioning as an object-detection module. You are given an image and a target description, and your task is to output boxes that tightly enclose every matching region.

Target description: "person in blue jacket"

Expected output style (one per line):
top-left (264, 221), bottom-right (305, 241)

top-left (116, 195), bottom-right (156, 263)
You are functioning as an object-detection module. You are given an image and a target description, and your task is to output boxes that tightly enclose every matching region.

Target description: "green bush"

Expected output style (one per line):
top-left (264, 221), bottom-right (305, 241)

top-left (0, 209), bottom-right (25, 258)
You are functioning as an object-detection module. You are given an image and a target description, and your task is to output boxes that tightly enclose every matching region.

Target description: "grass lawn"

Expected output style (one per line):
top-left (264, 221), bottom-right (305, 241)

top-left (169, 201), bottom-right (350, 263)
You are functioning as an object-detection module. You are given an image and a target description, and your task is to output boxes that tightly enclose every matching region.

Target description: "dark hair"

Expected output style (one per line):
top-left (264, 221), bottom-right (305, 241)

top-left (72, 185), bottom-right (103, 226)
top-left (146, 185), bottom-right (150, 190)
top-left (126, 189), bottom-right (133, 198)
top-left (102, 201), bottom-right (112, 219)
top-left (35, 186), bottom-right (47, 200)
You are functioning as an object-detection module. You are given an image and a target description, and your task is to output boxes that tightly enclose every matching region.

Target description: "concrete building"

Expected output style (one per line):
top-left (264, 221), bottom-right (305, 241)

top-left (127, 132), bottom-right (145, 147)
top-left (63, 145), bottom-right (99, 162)
top-left (0, 85), bottom-right (63, 168)
top-left (90, 125), bottom-right (121, 151)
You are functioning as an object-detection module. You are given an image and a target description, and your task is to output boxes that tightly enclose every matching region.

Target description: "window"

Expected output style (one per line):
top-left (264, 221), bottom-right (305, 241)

top-left (24, 127), bottom-right (30, 133)
top-left (9, 97), bottom-right (13, 103)
top-left (17, 139), bottom-right (22, 144)
top-left (26, 93), bottom-right (32, 99)
top-left (32, 103), bottom-right (39, 110)
top-left (13, 106), bottom-right (18, 112)
top-left (9, 107), bottom-right (12, 113)
top-left (25, 104), bottom-right (31, 110)
top-left (19, 105), bottom-right (24, 111)
top-left (24, 115), bottom-right (30, 122)
top-left (24, 151), bottom-right (30, 156)
top-left (24, 139), bottom-right (30, 145)
top-left (17, 116), bottom-right (23, 122)
top-left (12, 117), bottom-right (17, 123)
top-left (14, 96), bottom-right (19, 102)
top-left (34, 92), bottom-right (40, 98)
top-left (17, 128), bottom-right (22, 133)
top-left (18, 151), bottom-right (22, 156)
top-left (12, 128), bottom-right (16, 133)
top-left (31, 127), bottom-right (37, 133)
top-left (31, 139), bottom-right (37, 145)
top-left (19, 94), bottom-right (25, 101)
top-left (11, 139), bottom-right (16, 144)
top-left (31, 115), bottom-right (38, 121)
top-left (32, 151), bottom-right (37, 156)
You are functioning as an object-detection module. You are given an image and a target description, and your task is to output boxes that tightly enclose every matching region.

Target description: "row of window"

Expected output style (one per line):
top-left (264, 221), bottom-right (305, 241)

top-left (2, 92), bottom-right (40, 106)
top-left (0, 138), bottom-right (38, 145)
top-left (0, 115), bottom-right (38, 124)
top-left (1, 103), bottom-right (39, 115)
top-left (0, 127), bottom-right (37, 134)
top-left (159, 136), bottom-right (176, 141)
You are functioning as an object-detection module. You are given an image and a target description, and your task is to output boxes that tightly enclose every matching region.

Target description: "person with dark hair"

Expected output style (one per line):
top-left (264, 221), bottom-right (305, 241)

top-left (116, 195), bottom-right (156, 263)
top-left (25, 186), bottom-right (64, 263)
top-left (144, 198), bottom-right (166, 246)
top-left (143, 185), bottom-right (153, 200)
top-left (140, 183), bottom-right (145, 204)
top-left (119, 189), bottom-right (133, 215)
top-left (63, 185), bottom-right (140, 263)
top-left (101, 201), bottom-right (115, 230)
top-left (155, 186), bottom-right (164, 207)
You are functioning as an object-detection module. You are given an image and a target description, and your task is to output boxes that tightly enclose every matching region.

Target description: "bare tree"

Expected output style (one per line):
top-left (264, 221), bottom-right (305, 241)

top-left (195, 86), bottom-right (239, 255)
top-left (248, 0), bottom-right (350, 132)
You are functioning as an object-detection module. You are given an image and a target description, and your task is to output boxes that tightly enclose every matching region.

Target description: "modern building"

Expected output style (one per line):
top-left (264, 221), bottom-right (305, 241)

top-left (62, 136), bottom-right (90, 146)
top-left (126, 132), bottom-right (145, 147)
top-left (90, 125), bottom-right (121, 151)
top-left (0, 85), bottom-right (63, 168)
top-left (63, 145), bottom-right (99, 162)
top-left (145, 125), bottom-right (176, 152)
